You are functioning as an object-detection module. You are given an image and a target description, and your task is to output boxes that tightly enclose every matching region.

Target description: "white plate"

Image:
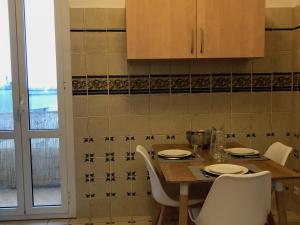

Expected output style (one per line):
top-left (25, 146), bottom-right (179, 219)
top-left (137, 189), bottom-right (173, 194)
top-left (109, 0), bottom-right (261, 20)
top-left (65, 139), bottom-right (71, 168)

top-left (225, 148), bottom-right (260, 156)
top-left (204, 164), bottom-right (249, 175)
top-left (158, 149), bottom-right (192, 158)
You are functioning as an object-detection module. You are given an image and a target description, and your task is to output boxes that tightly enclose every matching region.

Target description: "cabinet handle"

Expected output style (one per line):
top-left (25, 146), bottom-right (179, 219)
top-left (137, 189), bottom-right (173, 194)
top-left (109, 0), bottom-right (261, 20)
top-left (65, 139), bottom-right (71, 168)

top-left (191, 29), bottom-right (194, 55)
top-left (200, 28), bottom-right (204, 54)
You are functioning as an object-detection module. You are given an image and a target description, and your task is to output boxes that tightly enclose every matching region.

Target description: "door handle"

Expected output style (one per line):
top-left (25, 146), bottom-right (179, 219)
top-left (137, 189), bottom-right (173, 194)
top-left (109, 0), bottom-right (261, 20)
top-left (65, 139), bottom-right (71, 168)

top-left (14, 100), bottom-right (25, 122)
top-left (191, 29), bottom-right (194, 55)
top-left (19, 100), bottom-right (25, 113)
top-left (200, 28), bottom-right (204, 54)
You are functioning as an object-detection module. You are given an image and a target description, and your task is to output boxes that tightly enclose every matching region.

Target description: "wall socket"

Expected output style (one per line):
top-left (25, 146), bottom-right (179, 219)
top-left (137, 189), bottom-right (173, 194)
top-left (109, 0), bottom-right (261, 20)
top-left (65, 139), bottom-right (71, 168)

top-left (293, 149), bottom-right (299, 159)
top-left (293, 186), bottom-right (300, 196)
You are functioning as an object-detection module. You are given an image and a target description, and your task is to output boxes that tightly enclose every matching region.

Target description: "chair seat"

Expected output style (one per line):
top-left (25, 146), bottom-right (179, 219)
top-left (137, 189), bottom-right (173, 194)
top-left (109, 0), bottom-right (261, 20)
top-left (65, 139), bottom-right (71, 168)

top-left (187, 172), bottom-right (272, 225)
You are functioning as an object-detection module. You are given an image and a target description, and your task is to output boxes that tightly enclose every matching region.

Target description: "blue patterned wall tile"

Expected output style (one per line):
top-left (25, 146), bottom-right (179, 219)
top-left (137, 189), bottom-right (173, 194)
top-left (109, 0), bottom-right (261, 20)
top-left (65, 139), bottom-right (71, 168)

top-left (149, 75), bottom-right (170, 94)
top-left (129, 75), bottom-right (150, 94)
top-left (272, 72), bottom-right (292, 91)
top-left (72, 72), bottom-right (298, 95)
top-left (171, 75), bottom-right (190, 93)
top-left (191, 74), bottom-right (211, 93)
top-left (109, 75), bottom-right (129, 94)
top-left (212, 74), bottom-right (231, 92)
top-left (87, 75), bottom-right (108, 95)
top-left (252, 73), bottom-right (272, 92)
top-left (232, 73), bottom-right (251, 92)
top-left (293, 72), bottom-right (300, 91)
top-left (73, 76), bottom-right (87, 95)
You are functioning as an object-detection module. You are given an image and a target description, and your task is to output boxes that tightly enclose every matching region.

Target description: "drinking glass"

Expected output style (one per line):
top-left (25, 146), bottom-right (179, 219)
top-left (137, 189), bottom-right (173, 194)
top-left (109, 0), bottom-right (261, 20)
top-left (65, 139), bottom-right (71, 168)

top-left (210, 130), bottom-right (225, 162)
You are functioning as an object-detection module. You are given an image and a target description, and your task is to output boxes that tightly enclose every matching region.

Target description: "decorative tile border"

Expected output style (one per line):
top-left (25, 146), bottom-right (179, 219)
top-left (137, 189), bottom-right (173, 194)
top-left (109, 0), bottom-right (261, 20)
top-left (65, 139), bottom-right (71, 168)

top-left (72, 73), bottom-right (300, 95)
top-left (252, 73), bottom-right (272, 92)
top-left (191, 74), bottom-right (211, 93)
top-left (212, 74), bottom-right (231, 92)
top-left (109, 75), bottom-right (129, 94)
top-left (272, 72), bottom-right (292, 91)
top-left (149, 75), bottom-right (170, 94)
top-left (129, 75), bottom-right (150, 94)
top-left (294, 72), bottom-right (300, 91)
top-left (87, 75), bottom-right (108, 95)
top-left (232, 73), bottom-right (251, 92)
top-left (171, 75), bottom-right (190, 93)
top-left (72, 76), bottom-right (87, 95)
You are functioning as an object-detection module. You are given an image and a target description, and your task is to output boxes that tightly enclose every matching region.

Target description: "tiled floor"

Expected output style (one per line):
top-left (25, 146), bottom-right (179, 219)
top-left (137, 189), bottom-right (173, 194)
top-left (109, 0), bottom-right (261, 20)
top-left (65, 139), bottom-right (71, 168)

top-left (0, 218), bottom-right (152, 225)
top-left (0, 212), bottom-right (300, 225)
top-left (0, 201), bottom-right (299, 225)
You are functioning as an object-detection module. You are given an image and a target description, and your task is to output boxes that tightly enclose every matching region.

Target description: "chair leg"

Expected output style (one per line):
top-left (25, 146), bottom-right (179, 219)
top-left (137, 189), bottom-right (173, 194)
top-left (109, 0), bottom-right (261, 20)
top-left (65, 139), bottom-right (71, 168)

top-left (267, 212), bottom-right (276, 225)
top-left (157, 205), bottom-right (166, 225)
top-left (188, 217), bottom-right (196, 225)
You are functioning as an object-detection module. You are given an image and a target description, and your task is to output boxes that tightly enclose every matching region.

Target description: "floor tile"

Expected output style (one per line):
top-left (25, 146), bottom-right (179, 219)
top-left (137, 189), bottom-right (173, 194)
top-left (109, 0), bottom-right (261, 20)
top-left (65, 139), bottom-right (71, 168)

top-left (68, 218), bottom-right (90, 225)
top-left (47, 219), bottom-right (71, 225)
top-left (5, 221), bottom-right (48, 225)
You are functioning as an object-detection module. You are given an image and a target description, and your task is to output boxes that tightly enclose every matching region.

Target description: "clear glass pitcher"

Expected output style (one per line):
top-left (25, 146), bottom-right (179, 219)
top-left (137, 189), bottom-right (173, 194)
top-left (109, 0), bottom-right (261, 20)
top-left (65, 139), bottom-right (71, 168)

top-left (190, 130), bottom-right (205, 157)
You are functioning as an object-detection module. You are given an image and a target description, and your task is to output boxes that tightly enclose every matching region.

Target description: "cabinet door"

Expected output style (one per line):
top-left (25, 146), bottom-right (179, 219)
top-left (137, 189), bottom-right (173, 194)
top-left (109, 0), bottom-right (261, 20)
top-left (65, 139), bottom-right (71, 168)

top-left (197, 0), bottom-right (265, 58)
top-left (126, 0), bottom-right (197, 59)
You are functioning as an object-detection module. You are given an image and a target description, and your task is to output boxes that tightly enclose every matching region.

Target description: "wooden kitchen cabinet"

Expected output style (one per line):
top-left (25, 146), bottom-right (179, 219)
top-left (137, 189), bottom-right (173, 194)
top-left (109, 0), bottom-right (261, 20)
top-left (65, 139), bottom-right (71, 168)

top-left (126, 0), bottom-right (265, 59)
top-left (197, 0), bottom-right (265, 58)
top-left (126, 0), bottom-right (197, 59)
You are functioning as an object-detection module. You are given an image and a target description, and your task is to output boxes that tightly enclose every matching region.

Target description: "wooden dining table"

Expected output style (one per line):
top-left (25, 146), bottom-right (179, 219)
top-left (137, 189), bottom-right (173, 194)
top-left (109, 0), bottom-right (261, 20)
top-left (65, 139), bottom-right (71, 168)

top-left (152, 143), bottom-right (300, 225)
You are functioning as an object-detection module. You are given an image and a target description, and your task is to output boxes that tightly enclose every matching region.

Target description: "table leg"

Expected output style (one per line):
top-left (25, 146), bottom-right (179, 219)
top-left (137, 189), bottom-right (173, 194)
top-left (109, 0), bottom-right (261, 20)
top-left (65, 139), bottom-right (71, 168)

top-left (274, 181), bottom-right (288, 225)
top-left (267, 212), bottom-right (276, 225)
top-left (179, 183), bottom-right (189, 225)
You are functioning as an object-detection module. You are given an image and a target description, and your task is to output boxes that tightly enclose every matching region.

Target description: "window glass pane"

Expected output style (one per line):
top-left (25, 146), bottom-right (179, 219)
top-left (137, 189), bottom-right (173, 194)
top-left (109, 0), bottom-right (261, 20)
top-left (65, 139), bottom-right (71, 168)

top-left (30, 138), bottom-right (61, 206)
top-left (0, 139), bottom-right (17, 208)
top-left (0, 0), bottom-right (14, 131)
top-left (24, 0), bottom-right (59, 130)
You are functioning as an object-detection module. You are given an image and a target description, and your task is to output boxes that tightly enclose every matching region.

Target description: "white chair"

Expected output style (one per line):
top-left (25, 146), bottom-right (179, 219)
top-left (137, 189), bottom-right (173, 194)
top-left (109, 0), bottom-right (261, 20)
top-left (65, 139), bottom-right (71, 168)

top-left (264, 142), bottom-right (292, 223)
top-left (136, 145), bottom-right (203, 225)
top-left (188, 171), bottom-right (272, 225)
top-left (264, 142), bottom-right (292, 166)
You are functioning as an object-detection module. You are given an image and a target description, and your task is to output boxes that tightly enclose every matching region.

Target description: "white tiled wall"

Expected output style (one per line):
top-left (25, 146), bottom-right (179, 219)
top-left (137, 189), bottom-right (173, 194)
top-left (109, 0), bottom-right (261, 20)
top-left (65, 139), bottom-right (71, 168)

top-left (70, 5), bottom-right (300, 223)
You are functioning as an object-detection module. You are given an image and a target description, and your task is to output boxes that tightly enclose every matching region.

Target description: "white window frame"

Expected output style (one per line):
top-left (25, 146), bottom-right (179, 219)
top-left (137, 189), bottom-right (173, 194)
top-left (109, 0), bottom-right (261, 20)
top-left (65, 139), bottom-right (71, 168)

top-left (0, 0), bottom-right (25, 217)
top-left (0, 0), bottom-right (76, 220)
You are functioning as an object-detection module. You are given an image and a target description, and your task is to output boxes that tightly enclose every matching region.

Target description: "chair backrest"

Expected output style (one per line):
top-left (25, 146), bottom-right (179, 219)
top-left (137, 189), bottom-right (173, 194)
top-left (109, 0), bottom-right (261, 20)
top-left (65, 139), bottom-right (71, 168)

top-left (264, 142), bottom-right (292, 166)
top-left (194, 171), bottom-right (271, 225)
top-left (136, 145), bottom-right (174, 205)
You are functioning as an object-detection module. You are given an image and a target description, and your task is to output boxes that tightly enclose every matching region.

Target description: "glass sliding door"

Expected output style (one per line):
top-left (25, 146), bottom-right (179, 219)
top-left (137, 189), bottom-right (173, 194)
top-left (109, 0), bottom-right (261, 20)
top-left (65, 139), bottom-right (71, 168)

top-left (19, 0), bottom-right (68, 216)
top-left (30, 138), bottom-right (61, 207)
top-left (0, 0), bottom-right (13, 131)
top-left (0, 0), bottom-right (74, 220)
top-left (21, 0), bottom-right (64, 214)
top-left (0, 139), bottom-right (17, 208)
top-left (0, 0), bottom-right (24, 216)
top-left (24, 0), bottom-right (59, 131)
